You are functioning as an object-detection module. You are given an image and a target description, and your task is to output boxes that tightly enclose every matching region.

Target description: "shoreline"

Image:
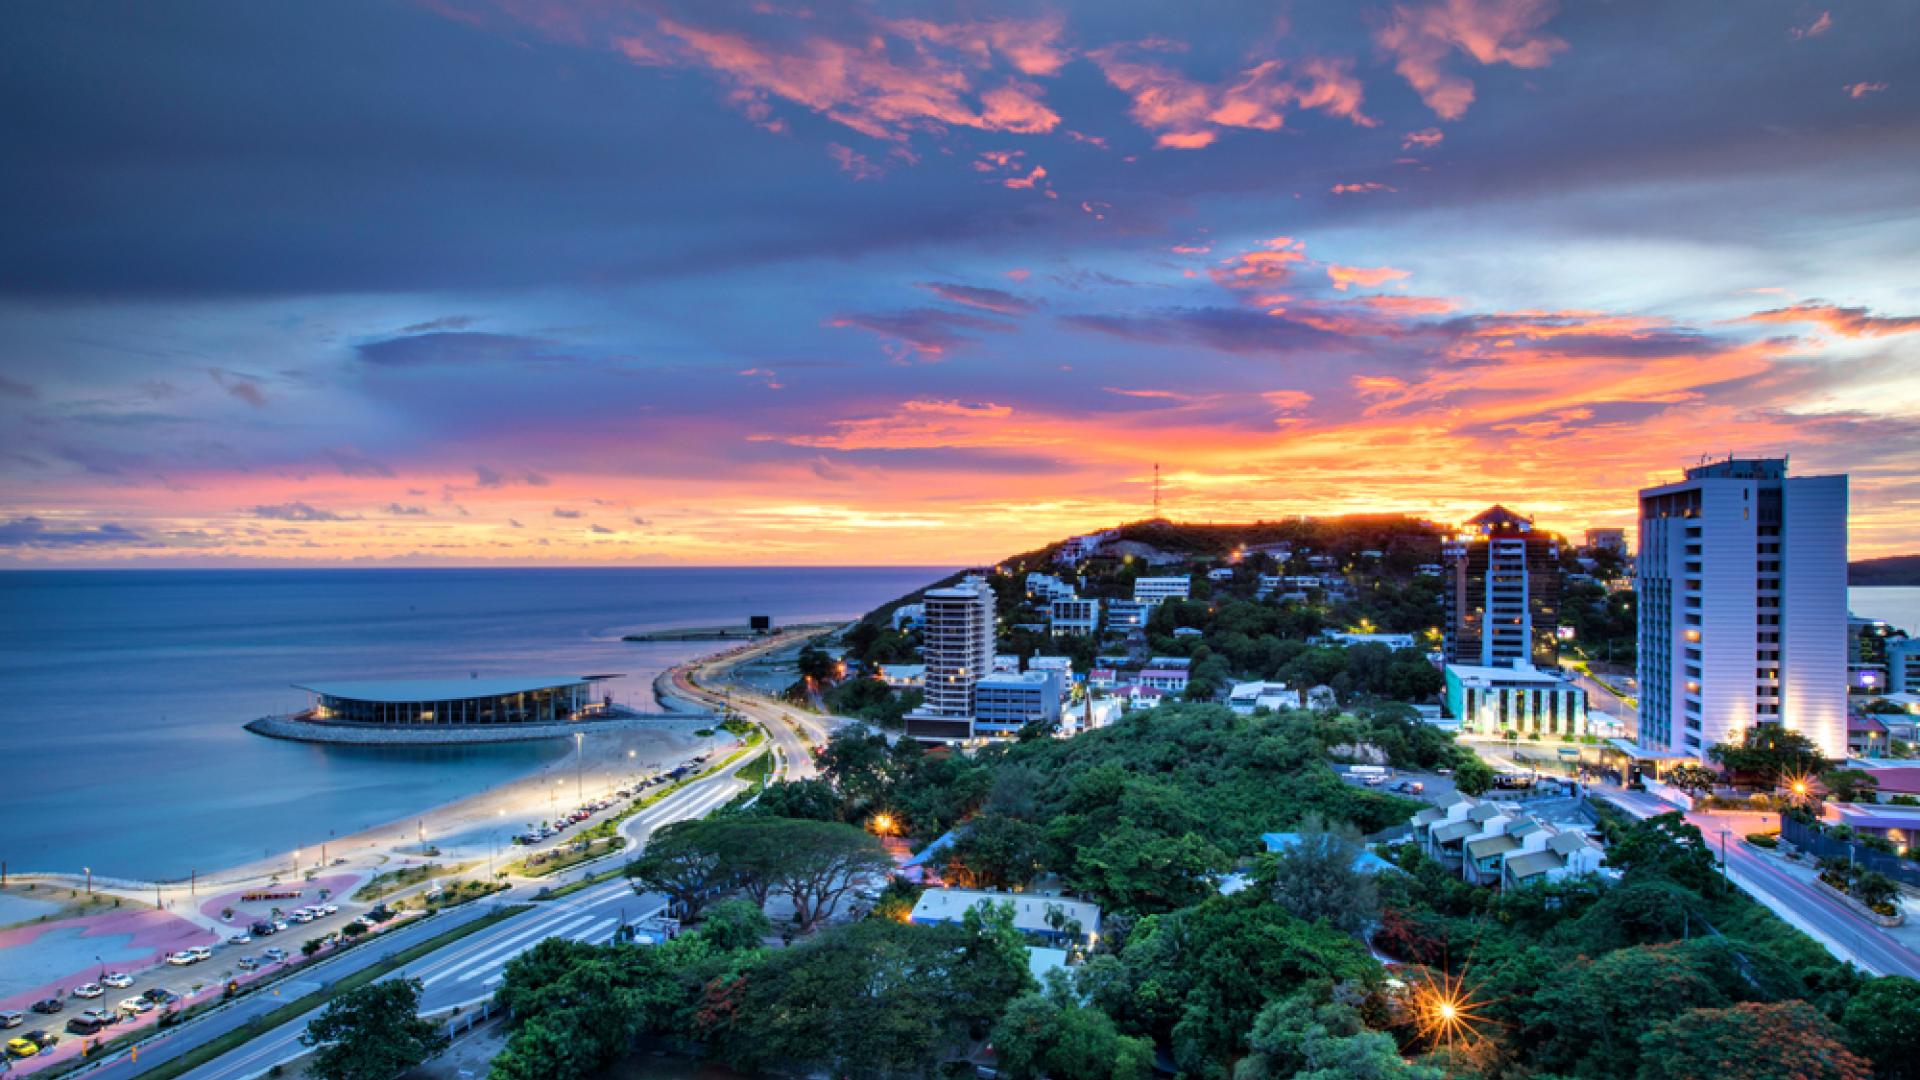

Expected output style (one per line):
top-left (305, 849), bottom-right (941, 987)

top-left (8, 626), bottom-right (836, 898)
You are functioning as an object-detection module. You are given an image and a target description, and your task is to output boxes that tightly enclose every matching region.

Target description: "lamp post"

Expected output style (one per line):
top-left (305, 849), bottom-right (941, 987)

top-left (84, 867), bottom-right (92, 896)
top-left (574, 732), bottom-right (585, 804)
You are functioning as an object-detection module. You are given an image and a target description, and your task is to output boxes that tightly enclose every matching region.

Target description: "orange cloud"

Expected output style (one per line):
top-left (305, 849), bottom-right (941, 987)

top-left (1745, 302), bottom-right (1920, 337)
top-left (1330, 181), bottom-right (1397, 194)
top-left (1326, 263), bottom-right (1412, 290)
top-left (1845, 81), bottom-right (1889, 99)
top-left (1210, 236), bottom-right (1309, 289)
top-left (1375, 0), bottom-right (1568, 120)
top-left (1088, 45), bottom-right (1375, 149)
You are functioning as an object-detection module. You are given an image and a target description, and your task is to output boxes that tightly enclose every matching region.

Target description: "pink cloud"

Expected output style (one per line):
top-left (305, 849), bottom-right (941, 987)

top-left (1402, 127), bottom-right (1445, 150)
top-left (1326, 263), bottom-right (1412, 290)
top-left (1262, 390), bottom-right (1314, 411)
top-left (1330, 181), bottom-right (1397, 194)
top-left (1790, 11), bottom-right (1832, 39)
top-left (1745, 302), bottom-right (1920, 337)
top-left (1374, 0), bottom-right (1568, 120)
top-left (1845, 81), bottom-right (1889, 99)
top-left (1088, 45), bottom-right (1375, 149)
top-left (827, 143), bottom-right (882, 180)
top-left (1210, 236), bottom-right (1309, 289)
top-left (606, 12), bottom-right (1068, 141)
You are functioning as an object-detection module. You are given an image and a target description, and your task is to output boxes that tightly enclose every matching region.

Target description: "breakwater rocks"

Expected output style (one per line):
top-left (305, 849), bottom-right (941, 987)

top-left (245, 711), bottom-right (719, 746)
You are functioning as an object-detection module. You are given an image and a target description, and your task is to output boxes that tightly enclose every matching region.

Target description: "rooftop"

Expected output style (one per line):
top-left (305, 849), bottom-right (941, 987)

top-left (294, 675), bottom-right (595, 703)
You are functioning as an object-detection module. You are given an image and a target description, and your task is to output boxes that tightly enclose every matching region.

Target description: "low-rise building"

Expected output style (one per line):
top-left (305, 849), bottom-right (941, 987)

top-left (991, 654), bottom-right (1022, 674)
top-left (910, 888), bottom-right (1101, 947)
top-left (1088, 667), bottom-right (1118, 689)
top-left (890, 603), bottom-right (925, 630)
top-left (1114, 684), bottom-right (1170, 709)
top-left (1106, 599), bottom-right (1152, 630)
top-left (877, 664), bottom-right (925, 688)
top-left (1025, 572), bottom-right (1078, 602)
top-left (1322, 631), bottom-right (1419, 650)
top-left (974, 670), bottom-right (1065, 738)
top-left (1207, 567), bottom-right (1236, 581)
top-left (1049, 596), bottom-right (1101, 637)
top-left (1133, 576), bottom-right (1192, 605)
top-left (1445, 661), bottom-right (1590, 739)
top-left (1890, 638), bottom-right (1920, 694)
top-left (1228, 681), bottom-right (1301, 713)
top-left (1138, 667), bottom-right (1190, 693)
top-left (1030, 655), bottom-right (1075, 675)
top-left (1410, 793), bottom-right (1604, 889)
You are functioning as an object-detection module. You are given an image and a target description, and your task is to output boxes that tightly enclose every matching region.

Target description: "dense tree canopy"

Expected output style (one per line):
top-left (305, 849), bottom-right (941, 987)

top-left (305, 978), bottom-right (448, 1080)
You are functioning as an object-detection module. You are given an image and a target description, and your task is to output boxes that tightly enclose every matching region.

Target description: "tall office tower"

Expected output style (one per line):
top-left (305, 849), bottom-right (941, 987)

top-left (1637, 458), bottom-right (1848, 761)
top-left (906, 575), bottom-right (996, 740)
top-left (1442, 506), bottom-right (1563, 668)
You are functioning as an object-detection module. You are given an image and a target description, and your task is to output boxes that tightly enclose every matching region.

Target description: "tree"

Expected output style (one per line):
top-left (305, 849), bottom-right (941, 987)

top-left (1263, 814), bottom-right (1380, 933)
top-left (1452, 757), bottom-right (1496, 797)
top-left (747, 778), bottom-right (842, 821)
top-left (1637, 1001), bottom-right (1872, 1080)
top-left (1605, 812), bottom-right (1723, 895)
top-left (1842, 976), bottom-right (1920, 1080)
top-left (304, 978), bottom-right (447, 1080)
top-left (492, 939), bottom-right (697, 1080)
top-left (625, 818), bottom-right (724, 918)
top-left (1239, 992), bottom-right (1442, 1080)
top-left (946, 812), bottom-right (1045, 890)
top-left (1822, 768), bottom-right (1880, 804)
top-left (1667, 764), bottom-right (1720, 798)
top-left (764, 818), bottom-right (895, 932)
top-left (1709, 727), bottom-right (1832, 787)
top-left (993, 971), bottom-right (1154, 1080)
top-left (696, 898), bottom-right (771, 951)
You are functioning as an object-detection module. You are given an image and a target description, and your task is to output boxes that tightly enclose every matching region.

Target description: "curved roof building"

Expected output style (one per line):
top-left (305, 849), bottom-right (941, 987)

top-left (293, 675), bottom-right (602, 726)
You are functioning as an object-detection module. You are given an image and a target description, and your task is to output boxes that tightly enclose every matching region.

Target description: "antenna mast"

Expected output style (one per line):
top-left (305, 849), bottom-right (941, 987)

top-left (1153, 463), bottom-right (1162, 519)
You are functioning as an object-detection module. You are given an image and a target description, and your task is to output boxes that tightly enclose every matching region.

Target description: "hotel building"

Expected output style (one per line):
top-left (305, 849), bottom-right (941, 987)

top-left (1442, 506), bottom-right (1562, 668)
top-left (1133, 576), bottom-right (1192, 605)
top-left (905, 575), bottom-right (996, 742)
top-left (1636, 458), bottom-right (1848, 761)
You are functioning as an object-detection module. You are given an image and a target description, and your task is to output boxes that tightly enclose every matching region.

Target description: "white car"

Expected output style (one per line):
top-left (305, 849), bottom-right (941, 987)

top-left (71, 984), bottom-right (104, 999)
top-left (228, 933), bottom-right (251, 945)
top-left (166, 951), bottom-right (195, 966)
top-left (272, 920), bottom-right (288, 932)
top-left (320, 904), bottom-right (339, 916)
top-left (290, 911), bottom-right (313, 924)
top-left (101, 973), bottom-right (133, 989)
top-left (118, 997), bottom-right (153, 1016)
top-left (186, 945), bottom-right (213, 962)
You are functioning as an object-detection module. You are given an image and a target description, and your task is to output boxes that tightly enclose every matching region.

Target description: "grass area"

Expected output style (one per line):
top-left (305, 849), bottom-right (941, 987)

top-left (541, 866), bottom-right (627, 901)
top-left (505, 837), bottom-right (627, 878)
top-left (737, 747), bottom-right (774, 787)
top-left (120, 905), bottom-right (531, 1080)
top-left (393, 878), bottom-right (511, 913)
top-left (353, 861), bottom-right (469, 903)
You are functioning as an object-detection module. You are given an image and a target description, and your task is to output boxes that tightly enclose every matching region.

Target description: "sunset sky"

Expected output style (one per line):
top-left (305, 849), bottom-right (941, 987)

top-left (2, 0), bottom-right (1916, 566)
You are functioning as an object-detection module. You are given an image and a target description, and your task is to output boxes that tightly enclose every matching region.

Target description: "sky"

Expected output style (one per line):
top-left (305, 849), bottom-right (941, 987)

top-left (1, 0), bottom-right (1916, 567)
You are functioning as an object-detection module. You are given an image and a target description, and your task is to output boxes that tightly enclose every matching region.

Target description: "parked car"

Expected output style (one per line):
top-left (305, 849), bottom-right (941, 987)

top-left (65, 1014), bottom-right (106, 1036)
top-left (237, 956), bottom-right (260, 971)
top-left (6, 1037), bottom-right (38, 1059)
top-left (262, 947), bottom-right (288, 962)
top-left (118, 997), bottom-right (153, 1016)
top-left (320, 904), bottom-right (339, 916)
top-left (28, 999), bottom-right (62, 1015)
top-left (228, 933), bottom-right (251, 945)
top-left (24, 1032), bottom-right (57, 1053)
top-left (71, 983), bottom-right (104, 1000)
top-left (187, 945), bottom-right (213, 962)
top-left (141, 988), bottom-right (179, 1005)
top-left (101, 972), bottom-right (133, 989)
top-left (166, 951), bottom-right (195, 966)
top-left (0, 1012), bottom-right (21, 1029)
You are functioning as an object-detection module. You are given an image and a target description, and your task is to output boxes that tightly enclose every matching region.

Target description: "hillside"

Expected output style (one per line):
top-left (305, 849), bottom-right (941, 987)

top-left (1852, 554), bottom-right (1920, 587)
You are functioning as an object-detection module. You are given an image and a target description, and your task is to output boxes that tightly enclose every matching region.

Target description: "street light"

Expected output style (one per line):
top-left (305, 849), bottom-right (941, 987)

top-left (574, 731), bottom-right (585, 803)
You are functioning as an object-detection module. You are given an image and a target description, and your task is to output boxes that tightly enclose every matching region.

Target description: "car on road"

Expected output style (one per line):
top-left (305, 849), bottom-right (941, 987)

top-left (0, 1012), bottom-right (21, 1029)
top-left (71, 983), bottom-right (104, 999)
top-left (187, 945), bottom-right (213, 961)
top-left (321, 903), bottom-right (339, 916)
top-left (262, 947), bottom-right (288, 962)
top-left (6, 1037), bottom-right (38, 1059)
top-left (273, 919), bottom-right (289, 932)
top-left (66, 1013), bottom-right (109, 1036)
top-left (140, 988), bottom-right (179, 1006)
top-left (166, 951), bottom-right (195, 965)
top-left (228, 932), bottom-right (251, 945)
top-left (100, 972), bottom-right (133, 989)
top-left (237, 956), bottom-right (260, 970)
top-left (29, 999), bottom-right (62, 1015)
top-left (25, 1032), bottom-right (58, 1053)
top-left (118, 997), bottom-right (152, 1016)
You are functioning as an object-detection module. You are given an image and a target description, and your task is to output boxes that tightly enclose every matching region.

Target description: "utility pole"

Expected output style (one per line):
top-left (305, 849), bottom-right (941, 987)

top-left (1152, 462), bottom-right (1162, 518)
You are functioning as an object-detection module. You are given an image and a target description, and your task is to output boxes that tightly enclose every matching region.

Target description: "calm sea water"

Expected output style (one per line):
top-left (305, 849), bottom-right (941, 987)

top-left (0, 567), bottom-right (941, 880)
top-left (1852, 587), bottom-right (1920, 636)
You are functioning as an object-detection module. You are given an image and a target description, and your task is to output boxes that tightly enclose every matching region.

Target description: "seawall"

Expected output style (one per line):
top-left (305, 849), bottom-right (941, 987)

top-left (245, 711), bottom-right (719, 746)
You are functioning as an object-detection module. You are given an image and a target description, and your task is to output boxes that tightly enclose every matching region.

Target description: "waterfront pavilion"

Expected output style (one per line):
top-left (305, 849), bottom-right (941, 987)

top-left (293, 675), bottom-right (600, 727)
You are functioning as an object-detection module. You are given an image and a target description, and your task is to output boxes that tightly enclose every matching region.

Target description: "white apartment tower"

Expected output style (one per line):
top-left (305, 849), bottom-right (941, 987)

top-left (1637, 458), bottom-right (1848, 761)
top-left (918, 575), bottom-right (996, 720)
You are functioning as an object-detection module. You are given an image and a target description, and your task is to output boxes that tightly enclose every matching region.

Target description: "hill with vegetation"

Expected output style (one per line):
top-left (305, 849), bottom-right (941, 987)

top-left (1852, 555), bottom-right (1920, 587)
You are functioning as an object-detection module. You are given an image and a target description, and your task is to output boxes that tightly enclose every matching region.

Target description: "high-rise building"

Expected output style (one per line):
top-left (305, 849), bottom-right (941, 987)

top-left (1585, 528), bottom-right (1629, 556)
top-left (905, 574), bottom-right (996, 742)
top-left (1636, 458), bottom-right (1848, 761)
top-left (1442, 506), bottom-right (1562, 669)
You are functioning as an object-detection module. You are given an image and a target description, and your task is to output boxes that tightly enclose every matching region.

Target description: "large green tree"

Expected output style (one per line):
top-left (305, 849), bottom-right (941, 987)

top-left (1262, 814), bottom-right (1380, 933)
top-left (1638, 1001), bottom-right (1872, 1080)
top-left (1842, 976), bottom-right (1920, 1080)
top-left (305, 978), bottom-right (448, 1080)
top-left (993, 971), bottom-right (1154, 1080)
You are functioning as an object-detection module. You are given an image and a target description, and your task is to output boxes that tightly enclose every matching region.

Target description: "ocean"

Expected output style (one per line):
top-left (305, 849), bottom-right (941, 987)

top-left (0, 567), bottom-right (942, 880)
top-left (1851, 586), bottom-right (1920, 636)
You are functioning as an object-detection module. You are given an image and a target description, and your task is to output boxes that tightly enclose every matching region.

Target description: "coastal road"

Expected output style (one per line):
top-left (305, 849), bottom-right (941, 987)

top-left (664, 627), bottom-right (850, 783)
top-left (1606, 788), bottom-right (1920, 979)
top-left (75, 759), bottom-right (752, 1080)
